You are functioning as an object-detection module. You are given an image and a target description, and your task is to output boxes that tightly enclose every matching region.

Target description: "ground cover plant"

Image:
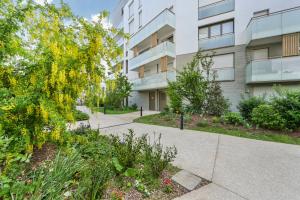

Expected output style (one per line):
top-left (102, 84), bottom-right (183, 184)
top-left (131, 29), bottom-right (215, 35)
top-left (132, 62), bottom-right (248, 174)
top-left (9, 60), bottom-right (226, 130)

top-left (1, 128), bottom-right (184, 199)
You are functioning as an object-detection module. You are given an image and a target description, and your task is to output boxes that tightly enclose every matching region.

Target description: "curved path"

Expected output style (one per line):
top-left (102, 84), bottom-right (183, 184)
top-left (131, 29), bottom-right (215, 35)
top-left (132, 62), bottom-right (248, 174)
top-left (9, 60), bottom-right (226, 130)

top-left (76, 106), bottom-right (300, 200)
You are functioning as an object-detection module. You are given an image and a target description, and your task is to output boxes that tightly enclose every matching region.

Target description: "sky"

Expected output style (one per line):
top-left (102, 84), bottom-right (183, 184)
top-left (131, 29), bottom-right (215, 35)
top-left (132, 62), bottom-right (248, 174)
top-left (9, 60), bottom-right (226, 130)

top-left (35, 0), bottom-right (118, 20)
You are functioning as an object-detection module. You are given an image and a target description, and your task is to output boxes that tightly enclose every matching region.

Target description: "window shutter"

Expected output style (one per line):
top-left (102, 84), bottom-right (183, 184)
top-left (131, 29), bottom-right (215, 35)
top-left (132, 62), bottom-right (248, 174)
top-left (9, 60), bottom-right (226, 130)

top-left (160, 56), bottom-right (168, 72)
top-left (283, 33), bottom-right (300, 57)
top-left (151, 33), bottom-right (158, 48)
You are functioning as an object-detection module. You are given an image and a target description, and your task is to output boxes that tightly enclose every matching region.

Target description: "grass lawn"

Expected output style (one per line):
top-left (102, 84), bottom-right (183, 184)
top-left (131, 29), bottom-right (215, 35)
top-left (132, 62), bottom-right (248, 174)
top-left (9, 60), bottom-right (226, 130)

top-left (96, 107), bottom-right (138, 114)
top-left (134, 113), bottom-right (300, 146)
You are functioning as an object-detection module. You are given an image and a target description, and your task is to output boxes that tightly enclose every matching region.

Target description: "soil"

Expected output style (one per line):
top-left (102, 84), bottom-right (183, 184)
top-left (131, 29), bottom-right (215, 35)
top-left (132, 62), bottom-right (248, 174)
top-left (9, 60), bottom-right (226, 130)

top-left (30, 143), bottom-right (57, 170)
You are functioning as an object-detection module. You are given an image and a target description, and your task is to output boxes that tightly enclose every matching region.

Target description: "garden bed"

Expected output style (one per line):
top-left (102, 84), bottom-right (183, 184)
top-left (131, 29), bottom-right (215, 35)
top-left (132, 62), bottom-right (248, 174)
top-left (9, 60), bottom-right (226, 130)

top-left (97, 107), bottom-right (138, 115)
top-left (134, 113), bottom-right (300, 145)
top-left (1, 129), bottom-right (189, 199)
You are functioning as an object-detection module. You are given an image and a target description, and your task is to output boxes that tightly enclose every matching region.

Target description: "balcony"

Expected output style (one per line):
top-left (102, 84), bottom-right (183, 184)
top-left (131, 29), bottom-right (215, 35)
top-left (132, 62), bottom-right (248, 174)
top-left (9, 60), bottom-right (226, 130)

top-left (129, 41), bottom-right (175, 71)
top-left (246, 56), bottom-right (300, 83)
top-left (128, 9), bottom-right (175, 50)
top-left (246, 7), bottom-right (300, 44)
top-left (132, 71), bottom-right (176, 91)
top-left (199, 33), bottom-right (235, 50)
top-left (198, 0), bottom-right (235, 20)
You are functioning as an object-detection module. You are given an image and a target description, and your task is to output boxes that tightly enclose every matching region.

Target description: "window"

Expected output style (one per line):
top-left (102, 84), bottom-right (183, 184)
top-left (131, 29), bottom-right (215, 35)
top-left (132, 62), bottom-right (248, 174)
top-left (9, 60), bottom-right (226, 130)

top-left (126, 60), bottom-right (128, 74)
top-left (199, 27), bottom-right (209, 39)
top-left (212, 53), bottom-right (234, 69)
top-left (129, 19), bottom-right (134, 35)
top-left (210, 24), bottom-right (221, 37)
top-left (222, 21), bottom-right (234, 34)
top-left (138, 0), bottom-right (142, 8)
top-left (252, 48), bottom-right (268, 60)
top-left (129, 1), bottom-right (134, 18)
top-left (198, 20), bottom-right (234, 39)
top-left (138, 11), bottom-right (142, 28)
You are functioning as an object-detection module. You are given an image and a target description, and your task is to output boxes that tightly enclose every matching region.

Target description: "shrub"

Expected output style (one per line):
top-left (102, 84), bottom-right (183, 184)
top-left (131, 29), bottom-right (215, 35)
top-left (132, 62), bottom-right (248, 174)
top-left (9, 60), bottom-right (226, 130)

top-left (74, 110), bottom-right (90, 121)
top-left (238, 96), bottom-right (266, 121)
top-left (197, 120), bottom-right (209, 127)
top-left (143, 134), bottom-right (177, 178)
top-left (222, 112), bottom-right (245, 126)
top-left (130, 103), bottom-right (138, 111)
top-left (251, 104), bottom-right (286, 130)
top-left (110, 129), bottom-right (146, 171)
top-left (212, 116), bottom-right (221, 124)
top-left (271, 91), bottom-right (300, 130)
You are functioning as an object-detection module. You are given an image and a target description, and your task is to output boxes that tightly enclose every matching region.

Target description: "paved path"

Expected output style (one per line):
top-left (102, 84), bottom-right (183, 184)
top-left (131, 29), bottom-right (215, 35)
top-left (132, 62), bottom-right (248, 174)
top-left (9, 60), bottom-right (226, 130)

top-left (75, 107), bottom-right (300, 200)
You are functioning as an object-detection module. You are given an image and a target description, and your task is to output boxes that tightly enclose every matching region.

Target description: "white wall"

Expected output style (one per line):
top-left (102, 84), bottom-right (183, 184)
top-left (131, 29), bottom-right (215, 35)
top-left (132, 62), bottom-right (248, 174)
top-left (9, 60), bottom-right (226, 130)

top-left (175, 0), bottom-right (300, 55)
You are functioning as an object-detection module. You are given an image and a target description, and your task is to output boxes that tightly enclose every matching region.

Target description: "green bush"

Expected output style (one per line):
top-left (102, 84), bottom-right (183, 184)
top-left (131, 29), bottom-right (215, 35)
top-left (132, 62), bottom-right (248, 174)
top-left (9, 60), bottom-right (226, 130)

top-left (251, 104), bottom-right (286, 130)
top-left (143, 134), bottom-right (177, 178)
top-left (110, 129), bottom-right (146, 171)
top-left (197, 120), bottom-right (209, 127)
top-left (238, 96), bottom-right (266, 121)
top-left (222, 112), bottom-right (245, 126)
top-left (271, 91), bottom-right (300, 130)
top-left (74, 110), bottom-right (90, 121)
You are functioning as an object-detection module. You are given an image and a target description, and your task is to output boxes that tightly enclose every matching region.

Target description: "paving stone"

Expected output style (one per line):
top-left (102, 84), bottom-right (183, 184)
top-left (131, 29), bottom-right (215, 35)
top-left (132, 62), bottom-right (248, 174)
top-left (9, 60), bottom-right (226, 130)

top-left (172, 170), bottom-right (202, 191)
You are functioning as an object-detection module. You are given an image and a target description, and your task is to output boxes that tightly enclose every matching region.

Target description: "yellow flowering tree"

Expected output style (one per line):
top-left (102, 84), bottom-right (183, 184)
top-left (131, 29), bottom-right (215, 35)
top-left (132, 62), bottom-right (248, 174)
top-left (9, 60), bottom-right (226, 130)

top-left (0, 0), bottom-right (123, 175)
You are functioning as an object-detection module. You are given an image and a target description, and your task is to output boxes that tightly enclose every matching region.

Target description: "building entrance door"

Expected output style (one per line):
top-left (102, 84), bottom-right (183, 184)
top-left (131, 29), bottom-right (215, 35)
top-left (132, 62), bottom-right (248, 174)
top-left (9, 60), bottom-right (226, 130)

top-left (149, 91), bottom-right (156, 110)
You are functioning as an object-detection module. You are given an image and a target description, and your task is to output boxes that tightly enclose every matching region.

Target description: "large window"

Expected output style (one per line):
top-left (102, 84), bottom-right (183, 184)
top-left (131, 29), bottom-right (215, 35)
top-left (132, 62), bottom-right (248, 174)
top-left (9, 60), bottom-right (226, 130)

top-left (199, 20), bottom-right (234, 39)
top-left (212, 53), bottom-right (234, 69)
top-left (129, 19), bottom-right (134, 35)
top-left (129, 1), bottom-right (134, 18)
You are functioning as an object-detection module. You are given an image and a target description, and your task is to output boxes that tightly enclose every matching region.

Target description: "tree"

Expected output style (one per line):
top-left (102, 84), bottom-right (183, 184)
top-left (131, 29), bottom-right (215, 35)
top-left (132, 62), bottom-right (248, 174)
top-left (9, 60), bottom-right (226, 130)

top-left (105, 73), bottom-right (133, 108)
top-left (0, 0), bottom-right (123, 174)
top-left (168, 50), bottom-right (229, 115)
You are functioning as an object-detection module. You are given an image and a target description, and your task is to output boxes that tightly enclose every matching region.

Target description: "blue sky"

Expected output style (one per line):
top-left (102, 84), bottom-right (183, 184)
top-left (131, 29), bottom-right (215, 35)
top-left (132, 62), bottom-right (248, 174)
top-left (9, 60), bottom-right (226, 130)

top-left (39, 0), bottom-right (118, 20)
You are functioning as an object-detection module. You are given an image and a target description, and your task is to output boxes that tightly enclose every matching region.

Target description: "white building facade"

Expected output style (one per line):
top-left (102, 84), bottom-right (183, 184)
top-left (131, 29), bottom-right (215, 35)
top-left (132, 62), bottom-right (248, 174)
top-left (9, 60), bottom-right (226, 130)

top-left (111, 0), bottom-right (300, 111)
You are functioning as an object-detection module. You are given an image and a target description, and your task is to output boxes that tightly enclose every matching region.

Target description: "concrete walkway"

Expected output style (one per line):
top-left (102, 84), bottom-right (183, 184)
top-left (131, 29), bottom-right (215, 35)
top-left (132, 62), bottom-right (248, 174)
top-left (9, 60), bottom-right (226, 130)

top-left (75, 106), bottom-right (300, 200)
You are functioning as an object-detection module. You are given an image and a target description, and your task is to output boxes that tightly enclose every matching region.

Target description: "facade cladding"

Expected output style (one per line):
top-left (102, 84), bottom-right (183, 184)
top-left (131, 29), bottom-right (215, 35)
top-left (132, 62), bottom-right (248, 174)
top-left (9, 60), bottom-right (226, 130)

top-left (111, 0), bottom-right (300, 111)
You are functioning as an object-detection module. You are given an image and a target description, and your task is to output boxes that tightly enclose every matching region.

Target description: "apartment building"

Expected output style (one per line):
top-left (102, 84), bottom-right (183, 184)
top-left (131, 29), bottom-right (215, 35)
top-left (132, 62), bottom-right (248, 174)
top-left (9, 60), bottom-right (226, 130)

top-left (111, 0), bottom-right (300, 111)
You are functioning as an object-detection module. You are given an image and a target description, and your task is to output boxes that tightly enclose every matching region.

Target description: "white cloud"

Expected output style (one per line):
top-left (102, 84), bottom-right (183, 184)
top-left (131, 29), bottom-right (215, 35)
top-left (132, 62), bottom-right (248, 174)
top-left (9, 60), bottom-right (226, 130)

top-left (91, 14), bottom-right (112, 29)
top-left (34, 0), bottom-right (53, 5)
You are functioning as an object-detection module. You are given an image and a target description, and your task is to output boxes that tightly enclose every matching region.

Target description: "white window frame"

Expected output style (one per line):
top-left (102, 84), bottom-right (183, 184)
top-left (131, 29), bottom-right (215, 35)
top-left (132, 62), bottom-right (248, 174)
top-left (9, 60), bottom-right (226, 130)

top-left (199, 20), bottom-right (234, 39)
top-left (129, 19), bottom-right (134, 35)
top-left (128, 1), bottom-right (134, 19)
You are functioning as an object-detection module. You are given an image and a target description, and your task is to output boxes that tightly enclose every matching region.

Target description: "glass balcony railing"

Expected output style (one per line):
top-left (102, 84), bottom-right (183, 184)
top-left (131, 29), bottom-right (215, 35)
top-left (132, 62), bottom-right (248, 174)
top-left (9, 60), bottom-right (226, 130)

top-left (128, 9), bottom-right (175, 49)
top-left (198, 0), bottom-right (235, 20)
top-left (129, 41), bottom-right (175, 71)
top-left (246, 56), bottom-right (300, 83)
top-left (132, 71), bottom-right (176, 91)
top-left (246, 7), bottom-right (300, 43)
top-left (199, 33), bottom-right (235, 50)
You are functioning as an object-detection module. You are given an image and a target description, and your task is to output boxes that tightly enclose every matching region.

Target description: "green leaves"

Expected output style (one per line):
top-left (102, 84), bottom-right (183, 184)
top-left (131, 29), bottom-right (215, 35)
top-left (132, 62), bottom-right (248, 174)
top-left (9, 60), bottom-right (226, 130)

top-left (112, 157), bottom-right (124, 173)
